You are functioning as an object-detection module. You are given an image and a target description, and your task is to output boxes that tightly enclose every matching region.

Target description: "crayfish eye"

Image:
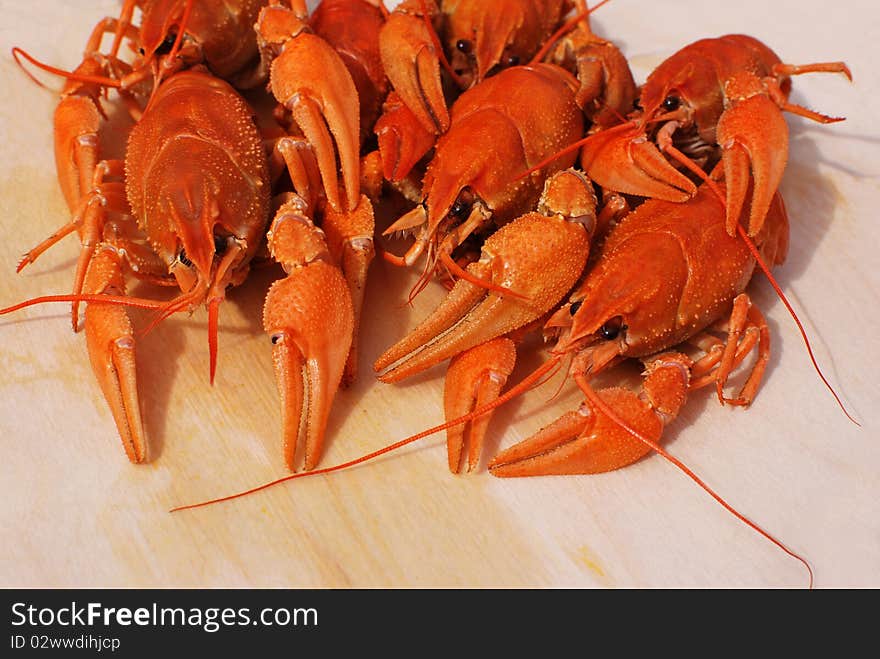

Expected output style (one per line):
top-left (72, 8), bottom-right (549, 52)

top-left (177, 249), bottom-right (193, 268)
top-left (155, 32), bottom-right (178, 56)
top-left (662, 95), bottom-right (681, 111)
top-left (599, 316), bottom-right (626, 341)
top-left (505, 54), bottom-right (520, 67)
top-left (569, 300), bottom-right (583, 316)
top-left (456, 39), bottom-right (473, 54)
top-left (449, 189), bottom-right (474, 221)
top-left (450, 201), bottom-right (468, 217)
top-left (270, 333), bottom-right (282, 345)
top-left (214, 235), bottom-right (228, 255)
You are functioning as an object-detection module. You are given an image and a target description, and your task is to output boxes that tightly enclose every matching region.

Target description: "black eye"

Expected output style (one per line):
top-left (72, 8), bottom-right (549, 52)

top-left (569, 300), bottom-right (583, 316)
top-left (456, 39), bottom-right (473, 54)
top-left (155, 33), bottom-right (178, 55)
top-left (450, 201), bottom-right (468, 217)
top-left (270, 333), bottom-right (282, 345)
top-left (662, 95), bottom-right (680, 111)
top-left (599, 316), bottom-right (626, 340)
top-left (178, 249), bottom-right (193, 267)
top-left (214, 235), bottom-right (228, 255)
top-left (449, 190), bottom-right (473, 219)
top-left (505, 54), bottom-right (520, 67)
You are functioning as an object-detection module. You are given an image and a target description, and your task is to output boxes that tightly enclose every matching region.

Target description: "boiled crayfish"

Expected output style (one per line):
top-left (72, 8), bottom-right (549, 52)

top-left (579, 33), bottom-right (851, 238)
top-left (5, 5), bottom-right (858, 585)
top-left (5, 0), bottom-right (387, 470)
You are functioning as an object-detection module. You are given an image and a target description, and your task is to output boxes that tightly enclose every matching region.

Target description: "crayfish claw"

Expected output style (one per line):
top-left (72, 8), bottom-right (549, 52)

top-left (717, 94), bottom-right (789, 237)
top-left (259, 8), bottom-right (361, 212)
top-left (375, 212), bottom-right (589, 383)
top-left (83, 247), bottom-right (146, 463)
top-left (490, 353), bottom-right (694, 477)
top-left (264, 199), bottom-right (354, 470)
top-left (444, 338), bottom-right (517, 473)
top-left (580, 126), bottom-right (697, 203)
top-left (323, 194), bottom-right (376, 385)
top-left (489, 387), bottom-right (661, 477)
top-left (374, 91), bottom-right (437, 182)
top-left (379, 1), bottom-right (450, 136)
top-left (264, 261), bottom-right (354, 471)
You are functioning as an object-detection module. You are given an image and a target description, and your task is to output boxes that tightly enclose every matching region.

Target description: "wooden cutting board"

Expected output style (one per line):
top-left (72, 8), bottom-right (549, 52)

top-left (1, 0), bottom-right (877, 588)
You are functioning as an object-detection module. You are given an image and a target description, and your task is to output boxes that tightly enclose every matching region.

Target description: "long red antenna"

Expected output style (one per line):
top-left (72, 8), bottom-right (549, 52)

top-left (170, 353), bottom-right (564, 512)
top-left (575, 373), bottom-right (814, 588)
top-left (531, 0), bottom-right (613, 65)
top-left (736, 223), bottom-right (859, 426)
top-left (514, 122), bottom-right (637, 182)
top-left (0, 293), bottom-right (166, 316)
top-left (11, 47), bottom-right (122, 89)
top-left (438, 252), bottom-right (529, 300)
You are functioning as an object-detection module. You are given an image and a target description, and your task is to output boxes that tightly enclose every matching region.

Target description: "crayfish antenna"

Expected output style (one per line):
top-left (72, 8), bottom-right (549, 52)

top-left (574, 374), bottom-right (815, 588)
top-left (11, 47), bottom-right (122, 89)
top-left (515, 134), bottom-right (594, 182)
top-left (407, 254), bottom-right (437, 305)
top-left (0, 293), bottom-right (166, 317)
top-left (514, 120), bottom-right (640, 183)
top-left (438, 252), bottom-right (529, 300)
top-left (138, 285), bottom-right (202, 337)
top-left (169, 353), bottom-right (565, 512)
top-left (530, 0), bottom-right (613, 65)
top-left (735, 224), bottom-right (860, 427)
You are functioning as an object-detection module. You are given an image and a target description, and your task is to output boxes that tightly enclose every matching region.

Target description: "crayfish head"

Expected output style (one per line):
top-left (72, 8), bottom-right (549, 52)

top-left (547, 224), bottom-right (688, 360)
top-left (157, 176), bottom-right (252, 382)
top-left (639, 54), bottom-right (723, 145)
top-left (138, 0), bottom-right (206, 83)
top-left (546, 296), bottom-right (629, 370)
top-left (446, 0), bottom-right (560, 85)
top-left (420, 105), bottom-right (538, 240)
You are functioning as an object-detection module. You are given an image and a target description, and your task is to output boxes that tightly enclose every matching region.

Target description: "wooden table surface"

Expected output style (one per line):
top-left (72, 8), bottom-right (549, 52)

top-left (1, 0), bottom-right (877, 588)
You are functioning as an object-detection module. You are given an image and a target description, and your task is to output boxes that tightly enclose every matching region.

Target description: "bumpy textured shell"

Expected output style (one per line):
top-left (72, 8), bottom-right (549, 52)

top-left (125, 71), bottom-right (269, 275)
top-left (567, 183), bottom-right (789, 358)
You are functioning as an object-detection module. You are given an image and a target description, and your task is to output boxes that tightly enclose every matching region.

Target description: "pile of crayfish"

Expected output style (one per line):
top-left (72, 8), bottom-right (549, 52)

top-left (4, 0), bottom-right (855, 574)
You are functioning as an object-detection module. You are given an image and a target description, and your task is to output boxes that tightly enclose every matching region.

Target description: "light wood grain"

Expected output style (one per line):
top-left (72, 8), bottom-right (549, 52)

top-left (1, 0), bottom-right (877, 588)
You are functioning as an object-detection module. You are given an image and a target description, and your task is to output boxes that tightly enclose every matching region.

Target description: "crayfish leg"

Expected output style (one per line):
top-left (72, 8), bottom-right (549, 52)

top-left (322, 194), bottom-right (376, 385)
